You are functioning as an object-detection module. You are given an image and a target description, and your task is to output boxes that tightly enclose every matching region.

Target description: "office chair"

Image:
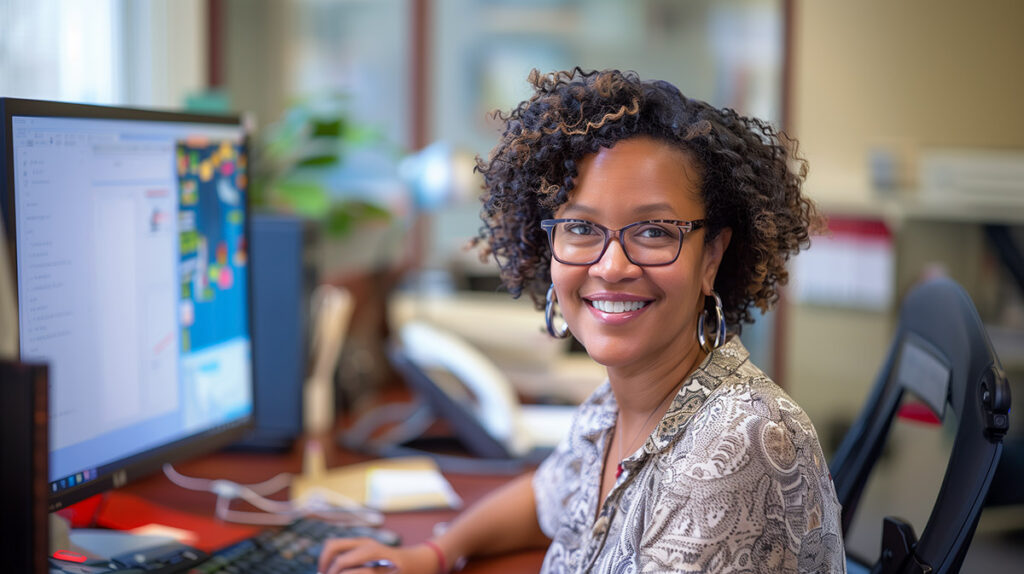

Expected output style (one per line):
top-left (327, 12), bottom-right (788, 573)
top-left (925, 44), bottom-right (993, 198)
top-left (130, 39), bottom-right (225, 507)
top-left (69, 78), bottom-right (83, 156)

top-left (829, 277), bottom-right (1011, 574)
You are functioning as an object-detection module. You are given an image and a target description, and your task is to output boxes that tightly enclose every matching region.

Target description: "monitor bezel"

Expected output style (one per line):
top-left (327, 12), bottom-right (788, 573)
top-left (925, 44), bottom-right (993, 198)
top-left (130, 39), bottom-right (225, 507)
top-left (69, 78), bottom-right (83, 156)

top-left (0, 97), bottom-right (258, 512)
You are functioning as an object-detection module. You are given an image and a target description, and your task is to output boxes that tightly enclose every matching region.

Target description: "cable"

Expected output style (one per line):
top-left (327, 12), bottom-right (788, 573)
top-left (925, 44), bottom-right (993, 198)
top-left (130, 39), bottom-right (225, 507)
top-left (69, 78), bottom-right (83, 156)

top-left (162, 464), bottom-right (383, 526)
top-left (164, 464), bottom-right (291, 497)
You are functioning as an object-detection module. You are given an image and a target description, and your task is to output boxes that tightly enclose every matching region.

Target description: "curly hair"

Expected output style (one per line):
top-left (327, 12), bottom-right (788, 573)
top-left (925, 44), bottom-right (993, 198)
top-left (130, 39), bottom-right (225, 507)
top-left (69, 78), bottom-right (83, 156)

top-left (474, 68), bottom-right (823, 327)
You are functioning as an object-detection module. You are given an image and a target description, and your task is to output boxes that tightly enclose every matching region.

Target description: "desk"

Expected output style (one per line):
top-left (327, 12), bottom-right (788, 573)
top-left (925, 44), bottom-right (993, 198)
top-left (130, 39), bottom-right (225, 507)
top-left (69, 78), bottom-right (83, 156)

top-left (121, 437), bottom-right (546, 573)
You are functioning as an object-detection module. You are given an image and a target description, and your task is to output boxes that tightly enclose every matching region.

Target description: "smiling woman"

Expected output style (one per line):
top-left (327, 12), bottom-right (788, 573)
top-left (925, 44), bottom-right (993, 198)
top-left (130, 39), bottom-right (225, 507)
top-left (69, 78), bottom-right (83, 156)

top-left (317, 68), bottom-right (845, 574)
top-left (544, 139), bottom-right (719, 374)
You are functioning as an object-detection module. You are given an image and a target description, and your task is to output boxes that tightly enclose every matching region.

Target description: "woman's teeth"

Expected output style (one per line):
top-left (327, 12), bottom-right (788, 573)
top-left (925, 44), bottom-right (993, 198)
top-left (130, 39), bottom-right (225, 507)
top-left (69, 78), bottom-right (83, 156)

top-left (590, 300), bottom-right (647, 313)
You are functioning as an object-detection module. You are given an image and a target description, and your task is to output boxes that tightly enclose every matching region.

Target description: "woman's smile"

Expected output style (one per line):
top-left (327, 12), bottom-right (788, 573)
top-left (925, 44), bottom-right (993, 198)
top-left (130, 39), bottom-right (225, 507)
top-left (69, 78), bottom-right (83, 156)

top-left (583, 293), bottom-right (654, 323)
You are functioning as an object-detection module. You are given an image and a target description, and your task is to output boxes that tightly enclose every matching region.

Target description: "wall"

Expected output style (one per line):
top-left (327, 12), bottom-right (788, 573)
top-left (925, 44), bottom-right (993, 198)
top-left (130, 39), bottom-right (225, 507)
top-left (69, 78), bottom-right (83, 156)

top-left (792, 0), bottom-right (1024, 202)
top-left (0, 0), bottom-right (206, 109)
top-left (431, 0), bottom-right (782, 157)
top-left (122, 0), bottom-right (208, 109)
top-left (224, 0), bottom-right (294, 131)
top-left (787, 0), bottom-right (1024, 450)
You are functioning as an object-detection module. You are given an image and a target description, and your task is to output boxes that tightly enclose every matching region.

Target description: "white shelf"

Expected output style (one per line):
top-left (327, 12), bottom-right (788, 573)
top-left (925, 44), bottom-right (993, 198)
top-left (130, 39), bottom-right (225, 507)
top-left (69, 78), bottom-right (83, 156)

top-left (818, 191), bottom-right (1024, 227)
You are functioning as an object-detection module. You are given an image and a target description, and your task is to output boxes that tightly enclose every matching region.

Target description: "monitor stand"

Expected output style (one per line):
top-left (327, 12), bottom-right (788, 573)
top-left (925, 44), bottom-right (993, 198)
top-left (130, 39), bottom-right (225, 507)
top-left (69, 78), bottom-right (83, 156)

top-left (50, 514), bottom-right (207, 573)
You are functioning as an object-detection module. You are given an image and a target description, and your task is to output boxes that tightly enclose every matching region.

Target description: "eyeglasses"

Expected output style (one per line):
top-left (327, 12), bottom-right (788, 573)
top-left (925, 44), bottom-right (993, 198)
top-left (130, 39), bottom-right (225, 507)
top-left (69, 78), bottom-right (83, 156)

top-left (540, 218), bottom-right (705, 266)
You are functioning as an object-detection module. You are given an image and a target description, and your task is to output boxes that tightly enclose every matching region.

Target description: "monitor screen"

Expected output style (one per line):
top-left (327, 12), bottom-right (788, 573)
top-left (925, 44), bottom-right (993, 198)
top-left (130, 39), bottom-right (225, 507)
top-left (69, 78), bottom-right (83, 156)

top-left (0, 98), bottom-right (255, 512)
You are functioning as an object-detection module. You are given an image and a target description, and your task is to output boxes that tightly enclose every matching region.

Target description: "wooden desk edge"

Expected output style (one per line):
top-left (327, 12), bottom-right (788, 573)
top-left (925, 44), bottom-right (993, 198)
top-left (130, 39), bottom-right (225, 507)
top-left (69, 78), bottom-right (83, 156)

top-left (118, 443), bottom-right (545, 573)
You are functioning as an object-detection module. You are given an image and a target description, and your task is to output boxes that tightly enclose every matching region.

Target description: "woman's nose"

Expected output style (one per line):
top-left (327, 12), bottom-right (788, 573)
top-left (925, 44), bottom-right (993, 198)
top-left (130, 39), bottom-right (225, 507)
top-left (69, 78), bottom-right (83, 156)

top-left (588, 237), bottom-right (642, 282)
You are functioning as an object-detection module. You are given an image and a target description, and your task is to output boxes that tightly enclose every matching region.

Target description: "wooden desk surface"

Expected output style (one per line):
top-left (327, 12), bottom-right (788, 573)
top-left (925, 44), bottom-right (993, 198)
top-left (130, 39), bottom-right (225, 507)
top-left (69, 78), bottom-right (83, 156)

top-left (121, 436), bottom-right (545, 573)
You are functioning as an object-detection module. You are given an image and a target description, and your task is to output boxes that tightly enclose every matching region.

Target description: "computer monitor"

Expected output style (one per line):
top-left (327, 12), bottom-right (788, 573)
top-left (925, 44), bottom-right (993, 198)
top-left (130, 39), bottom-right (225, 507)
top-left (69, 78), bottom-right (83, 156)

top-left (0, 98), bottom-right (256, 514)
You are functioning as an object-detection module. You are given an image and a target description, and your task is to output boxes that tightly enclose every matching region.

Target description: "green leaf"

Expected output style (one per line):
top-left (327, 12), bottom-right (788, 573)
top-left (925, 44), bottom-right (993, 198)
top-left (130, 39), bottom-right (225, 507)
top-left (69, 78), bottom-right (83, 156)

top-left (342, 124), bottom-right (381, 145)
top-left (352, 201), bottom-right (391, 220)
top-left (325, 207), bottom-right (355, 236)
top-left (324, 201), bottom-right (392, 237)
top-left (296, 154), bottom-right (340, 168)
top-left (311, 118), bottom-right (345, 138)
top-left (273, 180), bottom-right (330, 218)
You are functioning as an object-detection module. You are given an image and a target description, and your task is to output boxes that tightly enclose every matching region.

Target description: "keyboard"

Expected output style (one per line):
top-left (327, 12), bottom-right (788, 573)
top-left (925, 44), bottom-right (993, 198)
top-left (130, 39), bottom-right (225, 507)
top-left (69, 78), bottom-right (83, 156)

top-left (188, 517), bottom-right (401, 573)
top-left (48, 517), bottom-right (399, 573)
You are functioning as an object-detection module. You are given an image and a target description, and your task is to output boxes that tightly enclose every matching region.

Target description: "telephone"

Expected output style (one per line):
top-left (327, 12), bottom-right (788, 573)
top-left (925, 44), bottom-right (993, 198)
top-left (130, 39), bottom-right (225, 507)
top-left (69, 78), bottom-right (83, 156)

top-left (381, 321), bottom-right (576, 461)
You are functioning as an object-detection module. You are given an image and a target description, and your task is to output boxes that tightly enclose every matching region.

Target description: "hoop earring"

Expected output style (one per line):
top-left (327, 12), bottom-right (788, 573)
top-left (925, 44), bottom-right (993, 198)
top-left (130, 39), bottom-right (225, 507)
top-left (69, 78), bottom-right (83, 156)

top-left (697, 291), bottom-right (726, 352)
top-left (545, 284), bottom-right (570, 339)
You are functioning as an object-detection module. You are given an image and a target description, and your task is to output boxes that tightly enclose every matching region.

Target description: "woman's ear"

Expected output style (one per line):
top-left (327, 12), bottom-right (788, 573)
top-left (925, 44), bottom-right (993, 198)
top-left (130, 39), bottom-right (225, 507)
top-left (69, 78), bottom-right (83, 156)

top-left (701, 227), bottom-right (732, 295)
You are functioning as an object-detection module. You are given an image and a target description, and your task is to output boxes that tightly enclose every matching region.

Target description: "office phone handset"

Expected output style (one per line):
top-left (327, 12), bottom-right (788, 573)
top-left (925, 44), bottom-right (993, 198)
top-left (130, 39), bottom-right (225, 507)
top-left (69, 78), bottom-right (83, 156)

top-left (397, 321), bottom-right (575, 459)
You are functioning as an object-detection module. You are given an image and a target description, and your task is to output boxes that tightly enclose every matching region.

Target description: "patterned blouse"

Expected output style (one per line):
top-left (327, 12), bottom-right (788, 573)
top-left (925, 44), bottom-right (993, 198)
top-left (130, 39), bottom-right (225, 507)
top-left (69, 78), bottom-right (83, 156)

top-left (532, 336), bottom-right (845, 573)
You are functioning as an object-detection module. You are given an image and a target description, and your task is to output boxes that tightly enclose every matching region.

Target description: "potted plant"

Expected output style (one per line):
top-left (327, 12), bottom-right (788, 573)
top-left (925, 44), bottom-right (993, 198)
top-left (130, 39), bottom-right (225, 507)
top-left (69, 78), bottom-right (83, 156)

top-left (251, 92), bottom-right (411, 274)
top-left (250, 93), bottom-right (414, 411)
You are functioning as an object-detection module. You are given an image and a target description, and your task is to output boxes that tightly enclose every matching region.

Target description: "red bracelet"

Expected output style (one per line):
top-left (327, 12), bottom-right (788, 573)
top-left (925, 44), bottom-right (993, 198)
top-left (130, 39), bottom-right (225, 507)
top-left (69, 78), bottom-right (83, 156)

top-left (424, 541), bottom-right (448, 574)
top-left (424, 540), bottom-right (448, 574)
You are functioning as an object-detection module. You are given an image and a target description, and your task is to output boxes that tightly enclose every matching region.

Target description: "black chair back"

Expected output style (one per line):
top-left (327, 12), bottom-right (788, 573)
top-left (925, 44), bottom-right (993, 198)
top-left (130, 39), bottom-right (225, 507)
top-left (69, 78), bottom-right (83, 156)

top-left (830, 277), bottom-right (1011, 574)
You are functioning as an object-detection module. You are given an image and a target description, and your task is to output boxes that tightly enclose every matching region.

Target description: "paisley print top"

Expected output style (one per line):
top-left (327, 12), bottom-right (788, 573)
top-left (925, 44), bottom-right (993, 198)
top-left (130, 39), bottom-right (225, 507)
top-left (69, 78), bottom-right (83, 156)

top-left (532, 336), bottom-right (845, 573)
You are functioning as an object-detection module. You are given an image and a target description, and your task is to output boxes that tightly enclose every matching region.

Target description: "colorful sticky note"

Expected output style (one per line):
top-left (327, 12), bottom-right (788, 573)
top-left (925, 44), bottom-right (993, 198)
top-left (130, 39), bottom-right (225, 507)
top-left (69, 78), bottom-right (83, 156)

top-left (217, 265), bottom-right (234, 290)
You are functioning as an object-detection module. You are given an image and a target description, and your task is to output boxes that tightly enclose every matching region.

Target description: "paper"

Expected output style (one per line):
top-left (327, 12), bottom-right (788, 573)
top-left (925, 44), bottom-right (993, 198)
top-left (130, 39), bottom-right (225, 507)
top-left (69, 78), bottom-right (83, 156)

top-left (366, 468), bottom-right (462, 512)
top-left (520, 404), bottom-right (575, 449)
top-left (791, 217), bottom-right (894, 310)
top-left (291, 456), bottom-right (462, 513)
top-left (129, 524), bottom-right (199, 546)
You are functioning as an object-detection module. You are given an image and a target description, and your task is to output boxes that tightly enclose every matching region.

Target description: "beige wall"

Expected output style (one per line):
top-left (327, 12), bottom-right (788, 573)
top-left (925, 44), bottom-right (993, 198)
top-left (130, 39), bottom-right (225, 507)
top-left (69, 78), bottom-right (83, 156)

top-left (787, 0), bottom-right (1024, 450)
top-left (121, 0), bottom-right (208, 109)
top-left (792, 0), bottom-right (1024, 201)
top-left (225, 0), bottom-right (295, 131)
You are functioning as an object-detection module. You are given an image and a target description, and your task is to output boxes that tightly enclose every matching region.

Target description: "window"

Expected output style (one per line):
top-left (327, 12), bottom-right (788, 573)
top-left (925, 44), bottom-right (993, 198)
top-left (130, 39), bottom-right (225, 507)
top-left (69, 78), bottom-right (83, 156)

top-left (0, 0), bottom-right (124, 104)
top-left (0, 0), bottom-right (206, 109)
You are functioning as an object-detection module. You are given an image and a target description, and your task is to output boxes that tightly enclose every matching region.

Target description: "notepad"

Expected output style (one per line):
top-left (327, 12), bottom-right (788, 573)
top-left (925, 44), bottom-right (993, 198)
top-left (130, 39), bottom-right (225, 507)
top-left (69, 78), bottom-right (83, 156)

top-left (291, 456), bottom-right (462, 513)
top-left (365, 468), bottom-right (462, 512)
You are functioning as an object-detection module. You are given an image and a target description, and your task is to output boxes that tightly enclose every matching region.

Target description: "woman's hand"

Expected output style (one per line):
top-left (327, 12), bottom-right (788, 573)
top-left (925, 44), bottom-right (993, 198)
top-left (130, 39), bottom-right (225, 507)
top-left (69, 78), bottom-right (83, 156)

top-left (317, 538), bottom-right (441, 574)
top-left (318, 472), bottom-right (544, 573)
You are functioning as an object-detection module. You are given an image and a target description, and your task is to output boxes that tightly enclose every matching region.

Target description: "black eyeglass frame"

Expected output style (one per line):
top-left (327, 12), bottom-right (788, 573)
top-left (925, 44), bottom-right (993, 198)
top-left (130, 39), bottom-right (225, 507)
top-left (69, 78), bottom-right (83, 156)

top-left (540, 218), bottom-right (706, 267)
